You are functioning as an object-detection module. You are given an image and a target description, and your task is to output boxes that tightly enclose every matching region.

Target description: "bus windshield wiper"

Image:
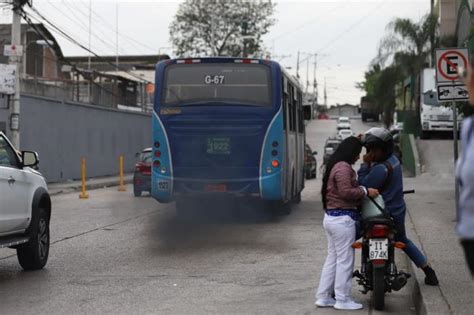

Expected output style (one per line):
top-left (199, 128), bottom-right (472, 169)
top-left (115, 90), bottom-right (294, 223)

top-left (163, 87), bottom-right (183, 104)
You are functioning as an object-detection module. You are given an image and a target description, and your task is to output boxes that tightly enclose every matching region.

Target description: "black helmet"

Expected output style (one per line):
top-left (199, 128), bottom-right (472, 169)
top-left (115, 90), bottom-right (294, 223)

top-left (361, 127), bottom-right (394, 156)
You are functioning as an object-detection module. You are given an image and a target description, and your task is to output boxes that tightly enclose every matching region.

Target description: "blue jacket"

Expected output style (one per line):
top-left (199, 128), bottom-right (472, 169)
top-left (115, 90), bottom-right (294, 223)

top-left (358, 154), bottom-right (405, 214)
top-left (456, 116), bottom-right (474, 239)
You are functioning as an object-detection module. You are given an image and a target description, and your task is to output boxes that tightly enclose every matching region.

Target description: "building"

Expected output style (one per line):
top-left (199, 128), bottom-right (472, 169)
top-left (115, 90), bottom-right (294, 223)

top-left (64, 55), bottom-right (168, 111)
top-left (0, 23), bottom-right (65, 80)
top-left (438, 0), bottom-right (474, 47)
top-left (0, 23), bottom-right (170, 111)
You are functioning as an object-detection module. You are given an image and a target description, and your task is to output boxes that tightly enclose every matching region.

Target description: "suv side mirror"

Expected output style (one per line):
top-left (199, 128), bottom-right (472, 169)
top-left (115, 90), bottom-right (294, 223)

top-left (22, 151), bottom-right (39, 168)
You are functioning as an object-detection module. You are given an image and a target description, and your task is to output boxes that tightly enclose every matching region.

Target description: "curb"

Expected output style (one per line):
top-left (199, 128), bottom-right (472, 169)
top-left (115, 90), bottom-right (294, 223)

top-left (49, 177), bottom-right (133, 196)
top-left (408, 260), bottom-right (428, 315)
top-left (406, 210), bottom-right (451, 315)
top-left (409, 134), bottom-right (421, 177)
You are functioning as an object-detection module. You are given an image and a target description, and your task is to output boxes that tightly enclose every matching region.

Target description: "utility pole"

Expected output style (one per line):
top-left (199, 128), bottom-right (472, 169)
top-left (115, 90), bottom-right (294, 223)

top-left (9, 0), bottom-right (23, 148)
top-left (430, 0), bottom-right (435, 67)
top-left (88, 0), bottom-right (92, 70)
top-left (305, 58), bottom-right (309, 94)
top-left (296, 51), bottom-right (300, 79)
top-left (324, 77), bottom-right (327, 107)
top-left (313, 53), bottom-right (318, 105)
top-left (115, 3), bottom-right (119, 70)
top-left (88, 0), bottom-right (92, 103)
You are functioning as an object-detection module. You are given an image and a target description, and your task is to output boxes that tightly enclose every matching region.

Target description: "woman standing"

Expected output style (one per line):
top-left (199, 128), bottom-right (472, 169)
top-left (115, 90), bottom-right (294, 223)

top-left (315, 137), bottom-right (379, 310)
top-left (457, 66), bottom-right (474, 275)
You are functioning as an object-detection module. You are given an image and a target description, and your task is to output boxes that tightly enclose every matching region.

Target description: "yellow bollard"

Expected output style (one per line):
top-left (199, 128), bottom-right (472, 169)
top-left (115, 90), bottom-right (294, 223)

top-left (118, 155), bottom-right (126, 191)
top-left (79, 158), bottom-right (89, 199)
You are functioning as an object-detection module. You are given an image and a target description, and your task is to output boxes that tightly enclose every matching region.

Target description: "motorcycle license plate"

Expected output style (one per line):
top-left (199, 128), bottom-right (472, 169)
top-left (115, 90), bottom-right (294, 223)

top-left (369, 239), bottom-right (389, 260)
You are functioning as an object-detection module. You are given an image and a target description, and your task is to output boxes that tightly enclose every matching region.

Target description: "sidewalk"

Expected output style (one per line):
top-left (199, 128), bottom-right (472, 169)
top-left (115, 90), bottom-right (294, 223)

top-left (47, 174), bottom-right (134, 196)
top-left (404, 173), bottom-right (473, 315)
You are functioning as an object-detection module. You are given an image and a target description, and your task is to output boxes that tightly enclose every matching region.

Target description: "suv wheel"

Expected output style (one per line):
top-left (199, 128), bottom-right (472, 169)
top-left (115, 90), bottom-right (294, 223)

top-left (17, 208), bottom-right (50, 271)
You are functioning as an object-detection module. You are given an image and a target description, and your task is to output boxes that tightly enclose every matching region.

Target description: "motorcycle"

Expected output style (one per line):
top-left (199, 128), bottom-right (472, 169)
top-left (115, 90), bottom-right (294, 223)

top-left (352, 190), bottom-right (414, 310)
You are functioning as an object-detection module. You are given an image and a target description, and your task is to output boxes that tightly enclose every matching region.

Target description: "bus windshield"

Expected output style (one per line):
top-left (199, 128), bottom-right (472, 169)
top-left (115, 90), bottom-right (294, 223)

top-left (161, 63), bottom-right (271, 106)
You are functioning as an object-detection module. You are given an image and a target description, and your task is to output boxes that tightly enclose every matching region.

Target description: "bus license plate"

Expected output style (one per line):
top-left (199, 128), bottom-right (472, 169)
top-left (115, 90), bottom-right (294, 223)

top-left (207, 137), bottom-right (230, 155)
top-left (204, 184), bottom-right (227, 192)
top-left (369, 239), bottom-right (389, 260)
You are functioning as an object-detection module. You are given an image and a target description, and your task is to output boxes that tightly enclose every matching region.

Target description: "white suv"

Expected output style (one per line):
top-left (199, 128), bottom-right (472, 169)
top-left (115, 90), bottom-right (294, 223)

top-left (0, 132), bottom-right (51, 270)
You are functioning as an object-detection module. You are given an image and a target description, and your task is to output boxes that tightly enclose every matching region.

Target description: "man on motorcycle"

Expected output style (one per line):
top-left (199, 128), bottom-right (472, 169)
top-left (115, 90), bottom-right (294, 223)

top-left (358, 127), bottom-right (439, 286)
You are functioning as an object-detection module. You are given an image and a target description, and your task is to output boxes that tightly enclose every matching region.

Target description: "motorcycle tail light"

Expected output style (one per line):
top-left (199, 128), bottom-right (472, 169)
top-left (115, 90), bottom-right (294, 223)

top-left (368, 224), bottom-right (389, 238)
top-left (351, 242), bottom-right (363, 249)
top-left (372, 259), bottom-right (386, 266)
top-left (394, 241), bottom-right (406, 249)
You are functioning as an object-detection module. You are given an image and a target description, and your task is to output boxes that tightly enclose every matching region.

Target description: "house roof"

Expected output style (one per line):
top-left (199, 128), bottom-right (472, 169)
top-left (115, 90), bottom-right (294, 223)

top-left (65, 54), bottom-right (170, 72)
top-left (0, 23), bottom-right (64, 62)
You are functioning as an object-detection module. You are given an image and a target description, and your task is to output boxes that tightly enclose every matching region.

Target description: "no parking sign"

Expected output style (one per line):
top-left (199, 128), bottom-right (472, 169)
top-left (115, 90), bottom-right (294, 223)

top-left (435, 48), bottom-right (469, 102)
top-left (435, 48), bottom-right (469, 83)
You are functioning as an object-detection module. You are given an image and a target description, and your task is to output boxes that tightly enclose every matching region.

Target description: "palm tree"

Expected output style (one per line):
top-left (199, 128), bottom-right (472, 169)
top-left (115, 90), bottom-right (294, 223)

top-left (375, 13), bottom-right (438, 133)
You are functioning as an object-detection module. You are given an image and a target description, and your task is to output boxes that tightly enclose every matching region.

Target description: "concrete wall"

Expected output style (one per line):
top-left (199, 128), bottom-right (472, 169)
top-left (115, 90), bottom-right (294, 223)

top-left (0, 94), bottom-right (151, 182)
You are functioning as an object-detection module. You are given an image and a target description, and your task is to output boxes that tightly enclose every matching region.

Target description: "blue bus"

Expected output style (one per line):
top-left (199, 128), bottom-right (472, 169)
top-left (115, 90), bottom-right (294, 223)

top-left (151, 57), bottom-right (306, 209)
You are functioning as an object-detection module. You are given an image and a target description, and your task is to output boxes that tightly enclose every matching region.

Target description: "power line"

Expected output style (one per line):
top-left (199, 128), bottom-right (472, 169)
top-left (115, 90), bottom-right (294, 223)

top-left (17, 13), bottom-right (124, 101)
top-left (44, 0), bottom-right (127, 56)
top-left (271, 0), bottom-right (350, 42)
top-left (299, 1), bottom-right (387, 65)
top-left (67, 0), bottom-right (158, 54)
top-left (21, 4), bottom-right (151, 83)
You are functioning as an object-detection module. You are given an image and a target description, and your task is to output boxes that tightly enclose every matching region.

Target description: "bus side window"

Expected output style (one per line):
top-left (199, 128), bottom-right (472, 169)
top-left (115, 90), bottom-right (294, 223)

top-left (297, 92), bottom-right (304, 134)
top-left (291, 85), bottom-right (297, 132)
top-left (282, 78), bottom-right (288, 131)
top-left (288, 82), bottom-right (293, 132)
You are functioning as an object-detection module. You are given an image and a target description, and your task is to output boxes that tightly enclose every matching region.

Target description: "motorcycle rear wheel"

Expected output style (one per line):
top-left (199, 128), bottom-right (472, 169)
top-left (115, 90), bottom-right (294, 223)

top-left (372, 266), bottom-right (385, 310)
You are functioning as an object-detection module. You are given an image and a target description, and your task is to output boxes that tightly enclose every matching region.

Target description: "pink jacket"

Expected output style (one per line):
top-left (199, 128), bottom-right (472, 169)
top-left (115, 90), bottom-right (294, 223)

top-left (326, 161), bottom-right (366, 210)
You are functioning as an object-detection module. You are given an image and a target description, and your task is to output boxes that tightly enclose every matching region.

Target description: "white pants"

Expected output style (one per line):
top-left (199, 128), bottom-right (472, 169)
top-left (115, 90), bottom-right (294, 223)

top-left (316, 214), bottom-right (356, 302)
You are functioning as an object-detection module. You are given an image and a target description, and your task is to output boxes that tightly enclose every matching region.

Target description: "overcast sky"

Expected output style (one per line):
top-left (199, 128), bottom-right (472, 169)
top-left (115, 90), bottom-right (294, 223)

top-left (0, 0), bottom-right (430, 105)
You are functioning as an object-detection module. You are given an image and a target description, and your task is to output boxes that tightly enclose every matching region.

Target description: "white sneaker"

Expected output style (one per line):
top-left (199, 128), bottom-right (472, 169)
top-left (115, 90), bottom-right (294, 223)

top-left (315, 298), bottom-right (336, 307)
top-left (334, 300), bottom-right (363, 310)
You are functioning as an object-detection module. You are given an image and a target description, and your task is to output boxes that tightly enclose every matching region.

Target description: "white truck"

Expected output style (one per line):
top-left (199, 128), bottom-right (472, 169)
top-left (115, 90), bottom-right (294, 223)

top-left (420, 68), bottom-right (462, 139)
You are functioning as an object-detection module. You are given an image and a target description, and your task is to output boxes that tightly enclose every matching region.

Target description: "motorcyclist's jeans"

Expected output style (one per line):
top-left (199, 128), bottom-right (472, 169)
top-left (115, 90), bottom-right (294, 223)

top-left (392, 208), bottom-right (428, 268)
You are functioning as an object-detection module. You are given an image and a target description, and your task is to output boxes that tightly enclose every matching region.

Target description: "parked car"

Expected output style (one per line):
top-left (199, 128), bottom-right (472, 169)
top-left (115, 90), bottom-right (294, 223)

top-left (338, 129), bottom-right (354, 140)
top-left (304, 144), bottom-right (317, 179)
top-left (0, 132), bottom-right (51, 270)
top-left (337, 117), bottom-right (351, 130)
top-left (133, 148), bottom-right (152, 197)
top-left (323, 137), bottom-right (342, 165)
top-left (318, 113), bottom-right (330, 120)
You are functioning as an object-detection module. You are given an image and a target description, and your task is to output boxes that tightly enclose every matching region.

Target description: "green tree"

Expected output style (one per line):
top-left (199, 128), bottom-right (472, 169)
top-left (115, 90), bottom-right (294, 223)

top-left (169, 0), bottom-right (276, 57)
top-left (376, 14), bottom-right (438, 111)
top-left (357, 63), bottom-right (402, 127)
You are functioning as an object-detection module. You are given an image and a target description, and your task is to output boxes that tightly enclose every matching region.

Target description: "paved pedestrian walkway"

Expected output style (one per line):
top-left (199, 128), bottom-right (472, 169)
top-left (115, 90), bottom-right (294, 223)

top-left (47, 174), bottom-right (133, 196)
top-left (404, 173), bottom-right (473, 315)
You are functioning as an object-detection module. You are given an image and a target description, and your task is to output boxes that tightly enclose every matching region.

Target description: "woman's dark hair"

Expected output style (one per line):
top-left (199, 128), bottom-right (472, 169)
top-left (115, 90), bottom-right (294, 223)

top-left (321, 136), bottom-right (362, 209)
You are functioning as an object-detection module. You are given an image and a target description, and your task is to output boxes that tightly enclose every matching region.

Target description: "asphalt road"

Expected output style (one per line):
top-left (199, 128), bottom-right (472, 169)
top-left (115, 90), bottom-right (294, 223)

top-left (0, 118), bottom-right (416, 314)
